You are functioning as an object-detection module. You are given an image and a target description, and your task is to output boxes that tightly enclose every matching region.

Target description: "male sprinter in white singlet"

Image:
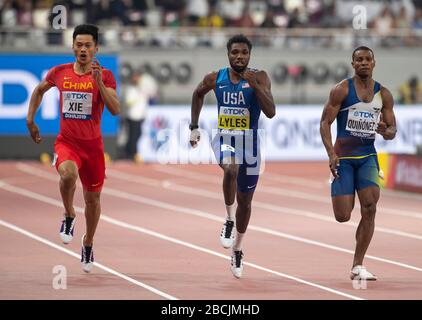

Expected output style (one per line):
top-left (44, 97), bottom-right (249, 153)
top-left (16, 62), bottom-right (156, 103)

top-left (320, 46), bottom-right (396, 281)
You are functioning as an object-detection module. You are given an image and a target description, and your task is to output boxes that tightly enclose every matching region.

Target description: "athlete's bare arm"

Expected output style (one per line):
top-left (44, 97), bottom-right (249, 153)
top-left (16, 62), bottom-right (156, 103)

top-left (241, 70), bottom-right (275, 118)
top-left (189, 72), bottom-right (217, 147)
top-left (191, 72), bottom-right (217, 126)
top-left (377, 86), bottom-right (396, 140)
top-left (320, 81), bottom-right (348, 178)
top-left (26, 80), bottom-right (54, 143)
top-left (92, 64), bottom-right (120, 115)
top-left (99, 85), bottom-right (120, 115)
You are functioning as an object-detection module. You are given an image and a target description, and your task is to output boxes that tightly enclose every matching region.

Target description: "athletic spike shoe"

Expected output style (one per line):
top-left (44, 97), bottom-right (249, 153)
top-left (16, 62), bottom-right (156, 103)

top-left (220, 220), bottom-right (235, 249)
top-left (350, 265), bottom-right (377, 281)
top-left (81, 234), bottom-right (94, 273)
top-left (60, 215), bottom-right (75, 244)
top-left (231, 250), bottom-right (244, 279)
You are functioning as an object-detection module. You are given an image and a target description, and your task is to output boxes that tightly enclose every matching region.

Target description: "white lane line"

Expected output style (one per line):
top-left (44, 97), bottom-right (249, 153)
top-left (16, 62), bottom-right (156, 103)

top-left (101, 215), bottom-right (364, 300)
top-left (262, 172), bottom-right (326, 189)
top-left (0, 180), bottom-right (364, 300)
top-left (0, 218), bottom-right (177, 300)
top-left (152, 165), bottom-right (422, 220)
top-left (104, 166), bottom-right (422, 241)
top-left (13, 164), bottom-right (422, 273)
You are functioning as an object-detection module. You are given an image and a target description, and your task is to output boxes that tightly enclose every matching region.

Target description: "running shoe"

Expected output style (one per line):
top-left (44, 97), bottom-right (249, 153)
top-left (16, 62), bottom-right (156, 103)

top-left (220, 220), bottom-right (235, 249)
top-left (81, 234), bottom-right (94, 273)
top-left (231, 250), bottom-right (244, 279)
top-left (59, 215), bottom-right (75, 244)
top-left (350, 265), bottom-right (377, 281)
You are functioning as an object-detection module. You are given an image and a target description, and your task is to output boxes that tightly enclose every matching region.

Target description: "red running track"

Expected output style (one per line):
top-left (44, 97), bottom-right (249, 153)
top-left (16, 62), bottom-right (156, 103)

top-left (0, 161), bottom-right (421, 300)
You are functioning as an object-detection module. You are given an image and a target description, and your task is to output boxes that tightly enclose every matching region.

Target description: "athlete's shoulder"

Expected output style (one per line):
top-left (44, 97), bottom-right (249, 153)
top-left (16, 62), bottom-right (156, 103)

top-left (208, 69), bottom-right (221, 77)
top-left (53, 63), bottom-right (74, 72)
top-left (101, 67), bottom-right (116, 80)
top-left (101, 67), bottom-right (114, 75)
top-left (328, 79), bottom-right (349, 102)
top-left (203, 70), bottom-right (218, 84)
top-left (333, 79), bottom-right (349, 94)
top-left (45, 63), bottom-right (72, 84)
top-left (379, 83), bottom-right (394, 104)
top-left (378, 82), bottom-right (391, 93)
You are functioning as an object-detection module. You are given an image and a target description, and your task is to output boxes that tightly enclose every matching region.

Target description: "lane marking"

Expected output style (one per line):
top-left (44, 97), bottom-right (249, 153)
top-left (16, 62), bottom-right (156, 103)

top-left (0, 218), bottom-right (177, 300)
top-left (0, 179), bottom-right (363, 300)
top-left (12, 164), bottom-right (422, 273)
top-left (152, 165), bottom-right (422, 220)
top-left (104, 166), bottom-right (422, 241)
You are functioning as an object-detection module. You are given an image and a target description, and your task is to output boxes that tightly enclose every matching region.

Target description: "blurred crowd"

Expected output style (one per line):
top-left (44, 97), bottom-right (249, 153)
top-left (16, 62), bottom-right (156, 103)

top-left (0, 0), bottom-right (421, 49)
top-left (1, 0), bottom-right (422, 31)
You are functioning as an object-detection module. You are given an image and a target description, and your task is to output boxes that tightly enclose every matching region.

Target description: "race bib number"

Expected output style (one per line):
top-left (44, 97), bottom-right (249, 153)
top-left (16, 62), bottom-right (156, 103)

top-left (346, 108), bottom-right (380, 138)
top-left (62, 91), bottom-right (93, 120)
top-left (218, 106), bottom-right (250, 131)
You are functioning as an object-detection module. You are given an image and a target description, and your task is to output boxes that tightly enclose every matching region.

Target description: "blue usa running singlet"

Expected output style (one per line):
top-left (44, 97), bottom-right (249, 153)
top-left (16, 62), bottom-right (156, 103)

top-left (334, 78), bottom-right (383, 158)
top-left (214, 68), bottom-right (261, 135)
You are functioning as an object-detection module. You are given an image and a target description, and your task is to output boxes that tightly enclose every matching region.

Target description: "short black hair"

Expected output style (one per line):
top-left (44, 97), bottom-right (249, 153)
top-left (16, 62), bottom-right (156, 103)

top-left (73, 24), bottom-right (99, 44)
top-left (227, 34), bottom-right (252, 52)
top-left (352, 46), bottom-right (374, 60)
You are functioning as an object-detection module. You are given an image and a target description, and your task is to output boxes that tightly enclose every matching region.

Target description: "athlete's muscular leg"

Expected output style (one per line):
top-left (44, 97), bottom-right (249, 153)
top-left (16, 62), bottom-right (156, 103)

top-left (57, 160), bottom-right (78, 218)
top-left (83, 189), bottom-right (101, 246)
top-left (353, 185), bottom-right (379, 267)
top-left (219, 157), bottom-right (239, 206)
top-left (235, 190), bottom-right (255, 233)
top-left (332, 195), bottom-right (355, 223)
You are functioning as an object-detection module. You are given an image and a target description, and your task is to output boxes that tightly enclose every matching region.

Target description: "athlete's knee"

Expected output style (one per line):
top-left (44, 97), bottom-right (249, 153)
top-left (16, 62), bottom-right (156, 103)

top-left (223, 165), bottom-right (238, 180)
top-left (237, 199), bottom-right (252, 212)
top-left (334, 211), bottom-right (351, 223)
top-left (361, 202), bottom-right (377, 219)
top-left (59, 168), bottom-right (78, 185)
top-left (84, 193), bottom-right (101, 207)
top-left (332, 199), bottom-right (353, 223)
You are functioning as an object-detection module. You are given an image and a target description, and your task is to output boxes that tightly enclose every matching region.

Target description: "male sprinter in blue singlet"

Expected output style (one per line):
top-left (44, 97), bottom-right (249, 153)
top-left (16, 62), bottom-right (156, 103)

top-left (189, 35), bottom-right (275, 278)
top-left (320, 46), bottom-right (396, 281)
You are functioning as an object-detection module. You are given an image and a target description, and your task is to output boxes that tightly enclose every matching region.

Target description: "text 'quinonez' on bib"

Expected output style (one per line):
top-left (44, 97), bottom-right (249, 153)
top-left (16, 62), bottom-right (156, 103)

top-left (62, 91), bottom-right (93, 120)
top-left (346, 104), bottom-right (381, 138)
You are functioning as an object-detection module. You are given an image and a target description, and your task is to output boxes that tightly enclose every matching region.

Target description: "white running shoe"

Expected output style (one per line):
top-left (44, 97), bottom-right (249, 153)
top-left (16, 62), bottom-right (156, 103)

top-left (350, 265), bottom-right (377, 281)
top-left (81, 234), bottom-right (94, 273)
top-left (220, 220), bottom-right (235, 249)
top-left (60, 215), bottom-right (75, 244)
top-left (231, 250), bottom-right (243, 279)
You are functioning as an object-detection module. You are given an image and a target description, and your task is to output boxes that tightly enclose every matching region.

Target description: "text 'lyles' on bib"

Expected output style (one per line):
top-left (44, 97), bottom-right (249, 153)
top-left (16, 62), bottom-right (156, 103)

top-left (218, 106), bottom-right (250, 130)
top-left (346, 103), bottom-right (381, 138)
top-left (62, 91), bottom-right (93, 120)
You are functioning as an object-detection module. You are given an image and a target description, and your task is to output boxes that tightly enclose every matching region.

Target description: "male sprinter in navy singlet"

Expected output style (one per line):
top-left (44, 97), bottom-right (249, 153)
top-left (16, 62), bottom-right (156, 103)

top-left (320, 46), bottom-right (396, 281)
top-left (189, 35), bottom-right (275, 278)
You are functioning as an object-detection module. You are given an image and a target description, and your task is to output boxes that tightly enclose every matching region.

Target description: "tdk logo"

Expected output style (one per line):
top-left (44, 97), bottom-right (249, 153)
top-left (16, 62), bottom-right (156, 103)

top-left (223, 108), bottom-right (246, 116)
top-left (68, 92), bottom-right (88, 99)
top-left (353, 111), bottom-right (374, 119)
